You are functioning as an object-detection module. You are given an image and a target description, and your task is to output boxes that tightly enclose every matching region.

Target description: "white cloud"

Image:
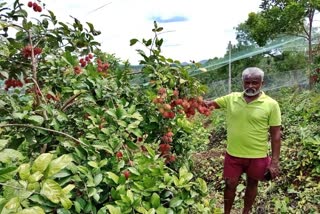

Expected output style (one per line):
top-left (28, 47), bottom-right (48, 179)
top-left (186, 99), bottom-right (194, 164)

top-left (29, 0), bottom-right (261, 64)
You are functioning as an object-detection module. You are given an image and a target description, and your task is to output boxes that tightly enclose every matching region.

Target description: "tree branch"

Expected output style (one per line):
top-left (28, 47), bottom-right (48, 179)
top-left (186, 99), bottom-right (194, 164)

top-left (61, 92), bottom-right (83, 111)
top-left (0, 124), bottom-right (87, 147)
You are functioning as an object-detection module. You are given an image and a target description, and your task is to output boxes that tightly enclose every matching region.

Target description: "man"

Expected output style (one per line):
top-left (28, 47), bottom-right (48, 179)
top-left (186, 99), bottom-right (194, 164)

top-left (205, 67), bottom-right (281, 214)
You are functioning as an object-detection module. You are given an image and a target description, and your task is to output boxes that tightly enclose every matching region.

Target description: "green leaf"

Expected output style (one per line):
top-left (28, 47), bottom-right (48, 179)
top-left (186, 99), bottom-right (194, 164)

top-left (27, 115), bottom-right (44, 126)
top-left (106, 172), bottom-right (119, 184)
top-left (12, 112), bottom-right (27, 120)
top-left (0, 149), bottom-right (24, 163)
top-left (16, 206), bottom-right (45, 214)
top-left (28, 171), bottom-right (43, 182)
top-left (0, 71), bottom-right (9, 79)
top-left (196, 178), bottom-right (208, 194)
top-left (106, 205), bottom-right (121, 214)
top-left (0, 166), bottom-right (17, 182)
top-left (46, 155), bottom-right (73, 178)
top-left (40, 179), bottom-right (62, 203)
top-left (130, 39), bottom-right (139, 46)
top-left (60, 196), bottom-right (73, 209)
top-left (88, 161), bottom-right (99, 168)
top-left (94, 173), bottom-right (103, 186)
top-left (32, 153), bottom-right (53, 173)
top-left (128, 128), bottom-right (143, 137)
top-left (151, 193), bottom-right (160, 208)
top-left (0, 139), bottom-right (8, 150)
top-left (128, 167), bottom-right (140, 176)
top-left (156, 27), bottom-right (163, 32)
top-left (106, 109), bottom-right (117, 118)
top-left (116, 106), bottom-right (127, 120)
top-left (4, 197), bottom-right (20, 211)
top-left (74, 201), bottom-right (82, 213)
top-left (169, 197), bottom-right (183, 208)
top-left (62, 184), bottom-right (75, 194)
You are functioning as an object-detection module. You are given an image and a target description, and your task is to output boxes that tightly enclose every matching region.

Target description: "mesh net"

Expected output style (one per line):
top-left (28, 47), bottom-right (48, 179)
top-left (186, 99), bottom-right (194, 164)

top-left (204, 69), bottom-right (309, 99)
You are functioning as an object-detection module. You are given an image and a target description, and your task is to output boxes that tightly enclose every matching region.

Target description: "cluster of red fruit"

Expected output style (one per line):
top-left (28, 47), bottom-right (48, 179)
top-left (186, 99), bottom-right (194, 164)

top-left (96, 59), bottom-right (110, 73)
top-left (79, 54), bottom-right (93, 67)
top-left (153, 87), bottom-right (213, 119)
top-left (4, 79), bottom-right (23, 90)
top-left (27, 1), bottom-right (42, 12)
top-left (159, 131), bottom-right (176, 164)
top-left (22, 45), bottom-right (42, 58)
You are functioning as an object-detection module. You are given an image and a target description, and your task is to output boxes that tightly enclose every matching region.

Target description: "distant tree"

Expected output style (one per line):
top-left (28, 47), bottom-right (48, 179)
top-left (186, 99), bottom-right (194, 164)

top-left (241, 0), bottom-right (320, 64)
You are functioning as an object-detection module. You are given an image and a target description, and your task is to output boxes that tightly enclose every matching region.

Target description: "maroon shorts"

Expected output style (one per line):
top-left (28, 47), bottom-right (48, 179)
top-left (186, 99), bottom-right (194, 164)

top-left (223, 152), bottom-right (271, 181)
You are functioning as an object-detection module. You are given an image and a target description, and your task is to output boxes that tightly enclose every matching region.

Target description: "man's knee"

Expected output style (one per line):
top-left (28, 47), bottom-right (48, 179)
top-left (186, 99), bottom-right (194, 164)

top-left (225, 177), bottom-right (239, 190)
top-left (246, 177), bottom-right (259, 189)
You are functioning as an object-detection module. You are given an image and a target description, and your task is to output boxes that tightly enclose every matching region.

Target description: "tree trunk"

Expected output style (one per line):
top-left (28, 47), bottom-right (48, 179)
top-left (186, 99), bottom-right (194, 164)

top-left (308, 8), bottom-right (315, 88)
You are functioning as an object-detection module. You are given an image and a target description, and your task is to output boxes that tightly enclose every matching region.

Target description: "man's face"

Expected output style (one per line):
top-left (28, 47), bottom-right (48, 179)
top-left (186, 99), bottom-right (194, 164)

top-left (243, 74), bottom-right (263, 97)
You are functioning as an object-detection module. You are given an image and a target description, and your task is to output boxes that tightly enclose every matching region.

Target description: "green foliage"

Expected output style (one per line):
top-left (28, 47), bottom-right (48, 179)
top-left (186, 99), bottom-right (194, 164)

top-left (0, 1), bottom-right (217, 213)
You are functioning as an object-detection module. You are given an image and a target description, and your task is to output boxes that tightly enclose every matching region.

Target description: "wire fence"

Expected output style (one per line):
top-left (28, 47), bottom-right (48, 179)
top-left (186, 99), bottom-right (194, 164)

top-left (204, 69), bottom-right (309, 99)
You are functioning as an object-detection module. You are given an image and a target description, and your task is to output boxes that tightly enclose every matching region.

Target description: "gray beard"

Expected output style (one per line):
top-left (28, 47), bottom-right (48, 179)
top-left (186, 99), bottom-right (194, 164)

top-left (243, 87), bottom-right (261, 97)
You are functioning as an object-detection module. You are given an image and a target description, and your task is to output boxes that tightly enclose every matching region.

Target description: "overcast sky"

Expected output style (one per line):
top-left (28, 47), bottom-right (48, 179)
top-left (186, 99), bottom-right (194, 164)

top-left (35, 0), bottom-right (261, 64)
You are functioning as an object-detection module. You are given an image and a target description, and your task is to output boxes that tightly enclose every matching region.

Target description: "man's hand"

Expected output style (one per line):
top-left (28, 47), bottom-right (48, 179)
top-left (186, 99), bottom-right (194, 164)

top-left (268, 159), bottom-right (280, 179)
top-left (204, 100), bottom-right (217, 109)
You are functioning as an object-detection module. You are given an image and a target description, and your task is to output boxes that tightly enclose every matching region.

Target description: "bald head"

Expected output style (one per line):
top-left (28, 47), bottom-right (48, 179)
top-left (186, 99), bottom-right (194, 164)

top-left (242, 67), bottom-right (264, 81)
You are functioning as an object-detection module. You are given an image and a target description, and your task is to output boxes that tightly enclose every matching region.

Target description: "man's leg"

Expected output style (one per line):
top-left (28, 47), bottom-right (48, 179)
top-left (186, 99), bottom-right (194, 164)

top-left (242, 176), bottom-right (259, 214)
top-left (224, 176), bottom-right (240, 214)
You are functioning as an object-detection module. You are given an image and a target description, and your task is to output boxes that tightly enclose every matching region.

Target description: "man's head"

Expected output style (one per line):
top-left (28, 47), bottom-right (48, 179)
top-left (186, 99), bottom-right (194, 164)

top-left (242, 67), bottom-right (264, 97)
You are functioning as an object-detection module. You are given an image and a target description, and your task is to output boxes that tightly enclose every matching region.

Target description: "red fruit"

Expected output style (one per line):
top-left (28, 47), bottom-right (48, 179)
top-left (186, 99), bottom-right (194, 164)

top-left (168, 111), bottom-right (175, 119)
top-left (161, 136), bottom-right (172, 144)
top-left (166, 131), bottom-right (174, 137)
top-left (137, 137), bottom-right (143, 142)
top-left (182, 100), bottom-right (190, 109)
top-left (173, 89), bottom-right (179, 97)
top-left (140, 145), bottom-right (147, 152)
top-left (162, 111), bottom-right (170, 118)
top-left (34, 47), bottom-right (42, 55)
top-left (169, 155), bottom-right (176, 162)
top-left (32, 3), bottom-right (38, 11)
top-left (159, 143), bottom-right (171, 154)
top-left (175, 99), bottom-right (183, 105)
top-left (170, 100), bottom-right (177, 108)
top-left (123, 170), bottom-right (130, 179)
top-left (163, 104), bottom-right (171, 111)
top-left (80, 62), bottom-right (86, 67)
top-left (36, 5), bottom-right (42, 12)
top-left (128, 160), bottom-right (134, 166)
top-left (74, 66), bottom-right (82, 74)
top-left (85, 56), bottom-right (90, 61)
top-left (46, 94), bottom-right (53, 100)
top-left (27, 1), bottom-right (33, 7)
top-left (158, 87), bottom-right (166, 95)
top-left (116, 151), bottom-right (123, 159)
top-left (88, 53), bottom-right (93, 59)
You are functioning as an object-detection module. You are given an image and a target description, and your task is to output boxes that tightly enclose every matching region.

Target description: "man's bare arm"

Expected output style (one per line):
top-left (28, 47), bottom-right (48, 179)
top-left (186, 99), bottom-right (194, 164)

top-left (269, 126), bottom-right (281, 178)
top-left (204, 100), bottom-right (220, 109)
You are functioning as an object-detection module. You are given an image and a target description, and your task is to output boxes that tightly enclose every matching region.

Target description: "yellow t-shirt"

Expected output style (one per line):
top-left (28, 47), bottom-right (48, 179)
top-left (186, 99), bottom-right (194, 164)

top-left (214, 92), bottom-right (281, 158)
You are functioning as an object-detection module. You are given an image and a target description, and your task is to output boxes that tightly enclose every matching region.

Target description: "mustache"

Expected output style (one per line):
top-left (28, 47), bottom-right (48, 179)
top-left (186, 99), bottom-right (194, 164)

top-left (244, 87), bottom-right (260, 96)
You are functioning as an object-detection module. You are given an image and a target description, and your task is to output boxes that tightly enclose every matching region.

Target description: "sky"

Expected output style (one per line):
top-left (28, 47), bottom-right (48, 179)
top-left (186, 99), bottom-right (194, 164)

top-left (36, 0), bottom-right (261, 64)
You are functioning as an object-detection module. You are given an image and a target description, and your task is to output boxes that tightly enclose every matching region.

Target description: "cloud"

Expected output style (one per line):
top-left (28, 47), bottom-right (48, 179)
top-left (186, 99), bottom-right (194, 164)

top-left (152, 16), bottom-right (188, 23)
